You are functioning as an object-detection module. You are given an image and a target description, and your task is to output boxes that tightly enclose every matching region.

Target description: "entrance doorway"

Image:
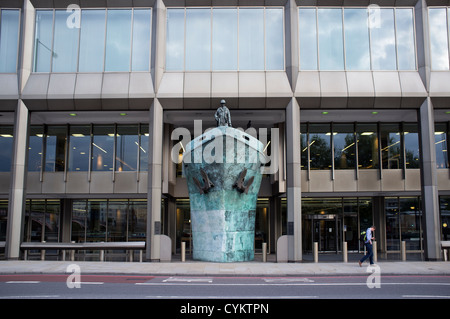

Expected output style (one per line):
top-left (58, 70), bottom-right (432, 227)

top-left (302, 197), bottom-right (373, 254)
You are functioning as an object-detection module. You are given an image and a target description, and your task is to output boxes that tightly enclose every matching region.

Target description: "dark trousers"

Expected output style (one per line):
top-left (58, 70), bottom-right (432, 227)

top-left (360, 243), bottom-right (374, 265)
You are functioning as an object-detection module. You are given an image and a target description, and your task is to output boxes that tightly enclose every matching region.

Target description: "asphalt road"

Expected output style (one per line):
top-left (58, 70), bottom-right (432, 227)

top-left (1, 274), bottom-right (450, 300)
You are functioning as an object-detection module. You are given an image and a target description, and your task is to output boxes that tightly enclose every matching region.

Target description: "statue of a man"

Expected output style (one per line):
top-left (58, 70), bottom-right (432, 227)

top-left (215, 99), bottom-right (232, 127)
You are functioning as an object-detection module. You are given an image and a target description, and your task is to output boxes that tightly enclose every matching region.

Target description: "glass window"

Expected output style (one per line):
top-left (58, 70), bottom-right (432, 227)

top-left (45, 200), bottom-right (60, 242)
top-left (108, 200), bottom-right (128, 242)
top-left (68, 125), bottom-right (90, 172)
top-left (344, 8), bottom-right (370, 70)
top-left (139, 125), bottom-right (149, 171)
top-left (132, 9), bottom-right (152, 71)
top-left (309, 123), bottom-right (331, 170)
top-left (45, 126), bottom-right (66, 172)
top-left (129, 199), bottom-right (147, 241)
top-left (34, 10), bottom-right (54, 72)
top-left (440, 196), bottom-right (450, 241)
top-left (300, 124), bottom-right (307, 170)
top-left (428, 8), bottom-right (449, 70)
top-left (385, 197), bottom-right (400, 250)
top-left (370, 8), bottom-right (397, 70)
top-left (318, 8), bottom-right (344, 70)
top-left (265, 8), bottom-right (284, 70)
top-left (333, 123), bottom-right (356, 170)
top-left (78, 10), bottom-right (106, 72)
top-left (0, 9), bottom-right (20, 73)
top-left (0, 126), bottom-right (13, 172)
top-left (298, 8), bottom-right (318, 70)
top-left (356, 123), bottom-right (379, 169)
top-left (28, 126), bottom-right (44, 172)
top-left (166, 8), bottom-right (185, 71)
top-left (403, 123), bottom-right (420, 169)
top-left (30, 200), bottom-right (45, 242)
top-left (105, 9), bottom-right (132, 72)
top-left (116, 125), bottom-right (138, 172)
top-left (395, 8), bottom-right (416, 70)
top-left (86, 200), bottom-right (107, 242)
top-left (92, 125), bottom-right (114, 172)
top-left (239, 8), bottom-right (264, 70)
top-left (185, 8), bottom-right (211, 71)
top-left (0, 200), bottom-right (7, 241)
top-left (212, 8), bottom-right (238, 70)
top-left (399, 197), bottom-right (421, 251)
top-left (72, 200), bottom-right (87, 242)
top-left (435, 123), bottom-right (449, 169)
top-left (52, 10), bottom-right (79, 72)
top-left (380, 123), bottom-right (402, 169)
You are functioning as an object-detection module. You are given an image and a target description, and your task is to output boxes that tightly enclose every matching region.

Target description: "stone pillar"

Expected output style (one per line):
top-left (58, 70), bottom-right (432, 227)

top-left (286, 98), bottom-right (302, 262)
top-left (6, 101), bottom-right (29, 259)
top-left (146, 99), bottom-right (163, 261)
top-left (419, 98), bottom-right (441, 261)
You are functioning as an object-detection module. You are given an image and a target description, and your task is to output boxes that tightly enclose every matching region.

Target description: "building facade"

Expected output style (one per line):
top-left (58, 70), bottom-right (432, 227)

top-left (0, 0), bottom-right (449, 262)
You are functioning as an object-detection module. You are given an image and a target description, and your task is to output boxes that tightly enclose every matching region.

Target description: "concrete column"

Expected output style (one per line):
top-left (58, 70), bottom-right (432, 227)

top-left (419, 98), bottom-right (441, 261)
top-left (286, 98), bottom-right (302, 262)
top-left (284, 0), bottom-right (299, 91)
top-left (151, 0), bottom-right (166, 92)
top-left (146, 99), bottom-right (163, 261)
top-left (6, 101), bottom-right (29, 259)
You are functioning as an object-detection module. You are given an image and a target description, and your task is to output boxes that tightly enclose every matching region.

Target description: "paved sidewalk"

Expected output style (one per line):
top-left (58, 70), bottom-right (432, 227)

top-left (0, 260), bottom-right (449, 276)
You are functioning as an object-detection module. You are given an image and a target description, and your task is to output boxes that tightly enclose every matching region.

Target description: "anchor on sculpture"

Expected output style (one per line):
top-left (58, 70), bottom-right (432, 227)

top-left (192, 168), bottom-right (214, 194)
top-left (233, 168), bottom-right (254, 195)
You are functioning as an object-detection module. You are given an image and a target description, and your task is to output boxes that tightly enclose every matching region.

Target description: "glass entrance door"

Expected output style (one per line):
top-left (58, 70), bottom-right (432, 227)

top-left (313, 215), bottom-right (341, 252)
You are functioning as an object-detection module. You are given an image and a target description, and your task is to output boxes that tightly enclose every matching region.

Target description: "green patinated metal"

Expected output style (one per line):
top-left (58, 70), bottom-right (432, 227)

top-left (183, 125), bottom-right (265, 262)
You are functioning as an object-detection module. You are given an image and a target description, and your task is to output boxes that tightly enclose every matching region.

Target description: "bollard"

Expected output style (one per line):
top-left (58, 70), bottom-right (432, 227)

top-left (70, 241), bottom-right (75, 261)
top-left (129, 250), bottom-right (133, 262)
top-left (262, 243), bottom-right (267, 262)
top-left (373, 241), bottom-right (377, 263)
top-left (401, 240), bottom-right (406, 261)
top-left (443, 249), bottom-right (448, 262)
top-left (313, 242), bottom-right (318, 263)
top-left (343, 241), bottom-right (348, 263)
top-left (100, 250), bottom-right (104, 262)
top-left (181, 241), bottom-right (186, 262)
top-left (139, 250), bottom-right (143, 263)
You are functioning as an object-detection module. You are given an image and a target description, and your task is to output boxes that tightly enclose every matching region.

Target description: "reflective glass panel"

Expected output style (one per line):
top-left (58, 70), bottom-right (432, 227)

top-left (68, 125), bottom-right (90, 172)
top-left (129, 200), bottom-right (147, 241)
top-left (30, 200), bottom-right (45, 242)
top-left (298, 8), bottom-right (318, 70)
top-left (370, 8), bottom-right (397, 70)
top-left (78, 10), bottom-right (106, 72)
top-left (108, 200), bottom-right (127, 242)
top-left (395, 8), bottom-right (416, 70)
top-left (185, 8), bottom-right (211, 71)
top-left (344, 8), bottom-right (370, 70)
top-left (309, 123), bottom-right (331, 170)
top-left (34, 10), bottom-right (53, 72)
top-left (0, 9), bottom-right (20, 73)
top-left (0, 200), bottom-right (7, 241)
top-left (132, 9), bottom-right (151, 71)
top-left (28, 126), bottom-right (44, 172)
top-left (403, 123), bottom-right (420, 169)
top-left (428, 8), bottom-right (449, 70)
top-left (139, 125), bottom-right (149, 171)
top-left (86, 200), bottom-right (107, 242)
top-left (116, 125), bottom-right (138, 172)
top-left (52, 10), bottom-right (79, 72)
top-left (239, 8), bottom-right (264, 70)
top-left (400, 197), bottom-right (421, 251)
top-left (356, 123), bottom-right (379, 169)
top-left (333, 123), bottom-right (356, 170)
top-left (166, 9), bottom-right (185, 71)
top-left (72, 200), bottom-right (87, 242)
top-left (318, 8), bottom-right (344, 70)
top-left (440, 196), bottom-right (450, 241)
top-left (380, 123), bottom-right (402, 169)
top-left (45, 126), bottom-right (66, 172)
top-left (45, 200), bottom-right (60, 242)
top-left (300, 124), bottom-right (307, 170)
top-left (435, 123), bottom-right (449, 169)
top-left (105, 9), bottom-right (132, 71)
top-left (0, 126), bottom-right (13, 172)
top-left (92, 125), bottom-right (114, 171)
top-left (385, 197), bottom-right (400, 250)
top-left (265, 8), bottom-right (284, 70)
top-left (212, 8), bottom-right (238, 70)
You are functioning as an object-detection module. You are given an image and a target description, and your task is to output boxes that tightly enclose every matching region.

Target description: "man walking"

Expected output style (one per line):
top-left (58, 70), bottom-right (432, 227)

top-left (359, 226), bottom-right (376, 266)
